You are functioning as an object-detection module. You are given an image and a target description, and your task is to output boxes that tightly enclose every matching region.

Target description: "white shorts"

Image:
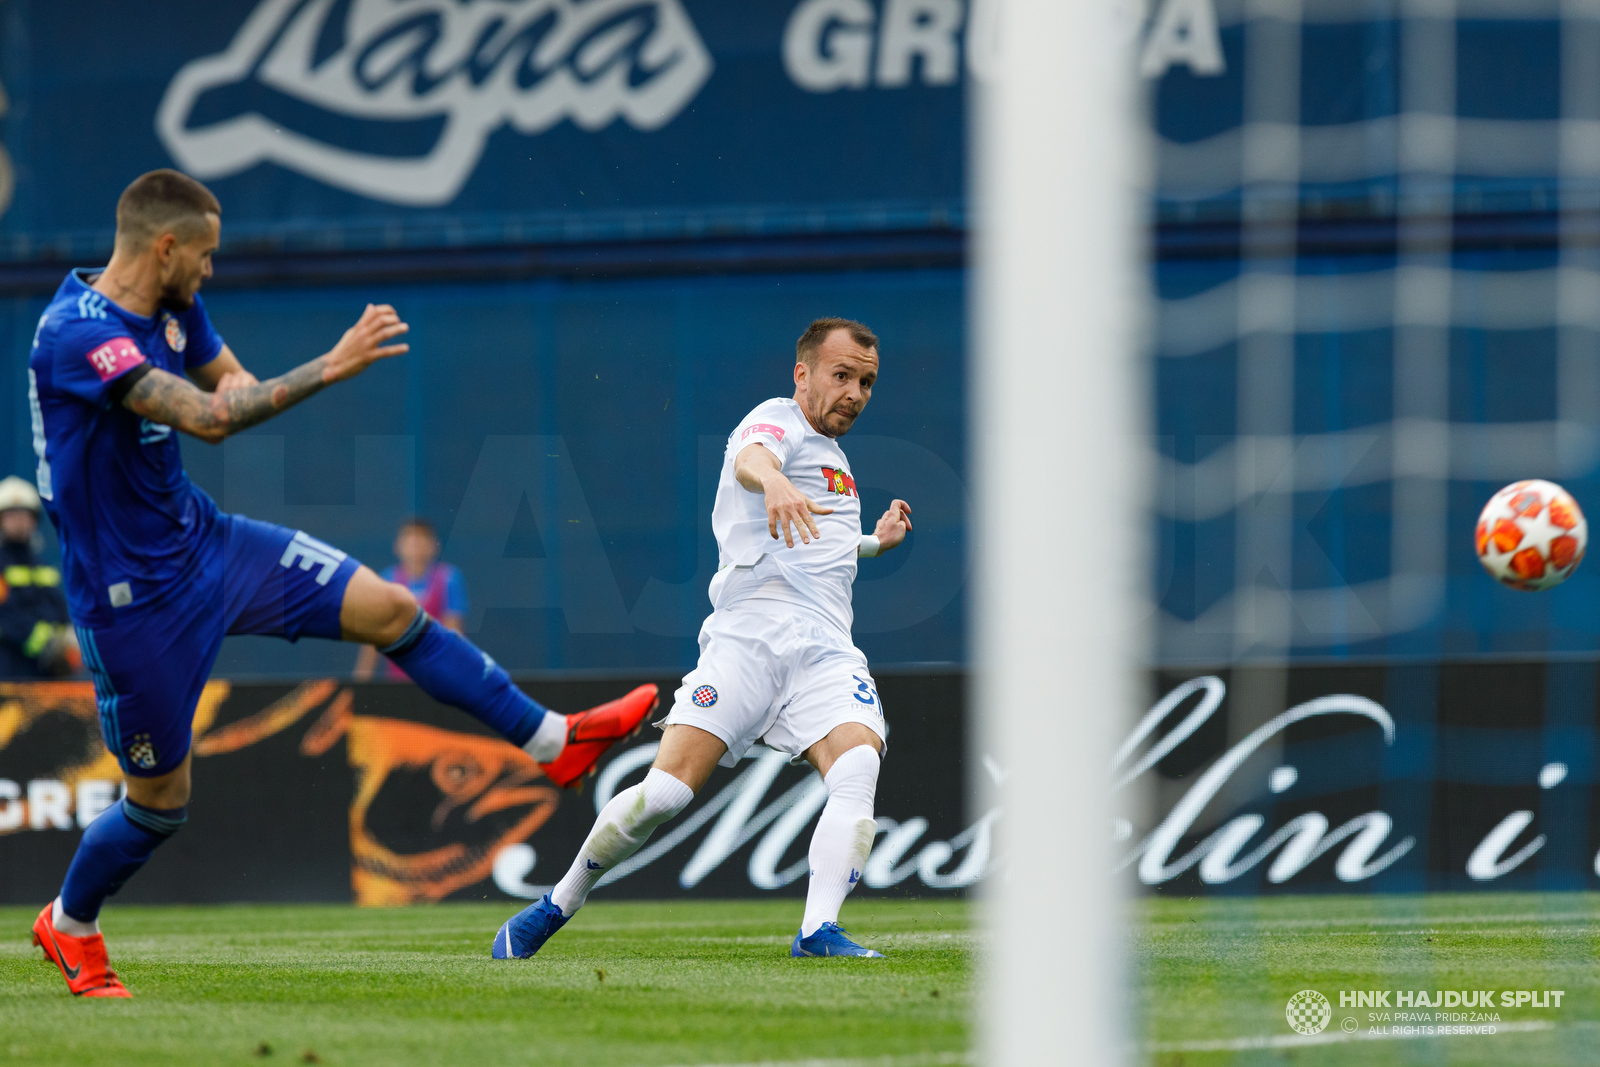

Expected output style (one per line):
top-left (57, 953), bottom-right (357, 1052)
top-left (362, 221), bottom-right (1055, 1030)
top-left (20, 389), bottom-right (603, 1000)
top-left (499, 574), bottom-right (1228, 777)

top-left (662, 603), bottom-right (888, 767)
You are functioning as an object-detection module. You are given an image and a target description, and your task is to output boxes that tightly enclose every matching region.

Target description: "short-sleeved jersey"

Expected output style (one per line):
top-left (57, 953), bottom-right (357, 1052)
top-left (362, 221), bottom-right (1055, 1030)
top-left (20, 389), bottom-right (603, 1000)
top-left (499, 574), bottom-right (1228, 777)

top-left (28, 269), bottom-right (225, 626)
top-left (709, 397), bottom-right (863, 633)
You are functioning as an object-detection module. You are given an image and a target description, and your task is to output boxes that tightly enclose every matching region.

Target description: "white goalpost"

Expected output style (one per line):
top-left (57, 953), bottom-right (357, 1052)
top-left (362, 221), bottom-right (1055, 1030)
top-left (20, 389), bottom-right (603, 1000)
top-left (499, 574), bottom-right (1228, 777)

top-left (973, 0), bottom-right (1142, 1063)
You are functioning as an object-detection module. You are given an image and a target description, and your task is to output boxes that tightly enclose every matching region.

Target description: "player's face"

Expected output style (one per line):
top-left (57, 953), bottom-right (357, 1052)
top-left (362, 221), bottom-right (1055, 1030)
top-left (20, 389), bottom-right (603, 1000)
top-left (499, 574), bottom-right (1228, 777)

top-left (157, 214), bottom-right (220, 313)
top-left (796, 330), bottom-right (878, 437)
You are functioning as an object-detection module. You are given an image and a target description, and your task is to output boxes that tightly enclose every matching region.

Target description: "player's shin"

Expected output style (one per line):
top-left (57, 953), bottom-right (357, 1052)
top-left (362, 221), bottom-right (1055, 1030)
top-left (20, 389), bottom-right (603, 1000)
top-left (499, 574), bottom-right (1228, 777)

top-left (800, 745), bottom-right (880, 938)
top-left (57, 798), bottom-right (187, 932)
top-left (379, 609), bottom-right (565, 755)
top-left (550, 769), bottom-right (693, 916)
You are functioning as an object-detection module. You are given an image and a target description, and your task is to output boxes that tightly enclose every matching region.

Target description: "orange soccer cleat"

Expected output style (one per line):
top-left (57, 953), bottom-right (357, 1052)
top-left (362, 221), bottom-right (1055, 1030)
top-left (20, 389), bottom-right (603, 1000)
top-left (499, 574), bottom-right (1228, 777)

top-left (31, 904), bottom-right (131, 998)
top-left (539, 684), bottom-right (660, 789)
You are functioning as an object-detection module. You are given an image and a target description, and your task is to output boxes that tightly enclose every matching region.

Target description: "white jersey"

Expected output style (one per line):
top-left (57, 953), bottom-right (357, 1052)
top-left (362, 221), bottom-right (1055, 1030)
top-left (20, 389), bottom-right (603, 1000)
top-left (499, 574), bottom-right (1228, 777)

top-left (708, 397), bottom-right (863, 633)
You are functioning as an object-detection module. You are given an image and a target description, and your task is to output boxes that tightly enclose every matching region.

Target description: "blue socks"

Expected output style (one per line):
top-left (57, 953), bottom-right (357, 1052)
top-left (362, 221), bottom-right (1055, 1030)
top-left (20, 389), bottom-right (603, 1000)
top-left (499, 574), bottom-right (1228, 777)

top-left (59, 798), bottom-right (187, 924)
top-left (381, 610), bottom-right (548, 747)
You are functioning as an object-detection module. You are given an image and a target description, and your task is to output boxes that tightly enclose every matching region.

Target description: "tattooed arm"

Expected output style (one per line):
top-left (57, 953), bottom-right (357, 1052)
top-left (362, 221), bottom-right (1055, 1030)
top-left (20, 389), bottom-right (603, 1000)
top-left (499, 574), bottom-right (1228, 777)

top-left (120, 304), bottom-right (409, 444)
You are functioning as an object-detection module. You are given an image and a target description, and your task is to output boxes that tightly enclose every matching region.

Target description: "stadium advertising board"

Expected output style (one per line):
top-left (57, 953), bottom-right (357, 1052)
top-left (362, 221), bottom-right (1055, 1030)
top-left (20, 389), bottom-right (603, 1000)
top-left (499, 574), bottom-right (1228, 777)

top-left (0, 674), bottom-right (979, 906)
top-left (0, 0), bottom-right (1236, 258)
top-left (6, 659), bottom-right (1600, 903)
top-left (1130, 662), bottom-right (1600, 894)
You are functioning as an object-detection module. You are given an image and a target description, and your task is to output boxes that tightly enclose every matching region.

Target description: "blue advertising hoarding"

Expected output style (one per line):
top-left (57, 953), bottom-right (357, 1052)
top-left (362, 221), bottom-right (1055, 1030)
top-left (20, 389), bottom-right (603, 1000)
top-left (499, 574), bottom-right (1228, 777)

top-left (1, 0), bottom-right (1598, 671)
top-left (0, 0), bottom-right (970, 258)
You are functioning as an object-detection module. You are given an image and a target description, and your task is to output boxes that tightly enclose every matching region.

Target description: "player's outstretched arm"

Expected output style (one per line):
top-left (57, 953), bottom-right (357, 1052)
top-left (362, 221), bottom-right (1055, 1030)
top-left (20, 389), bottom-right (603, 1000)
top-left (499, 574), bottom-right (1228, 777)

top-left (121, 304), bottom-right (409, 444)
top-left (734, 442), bottom-right (833, 548)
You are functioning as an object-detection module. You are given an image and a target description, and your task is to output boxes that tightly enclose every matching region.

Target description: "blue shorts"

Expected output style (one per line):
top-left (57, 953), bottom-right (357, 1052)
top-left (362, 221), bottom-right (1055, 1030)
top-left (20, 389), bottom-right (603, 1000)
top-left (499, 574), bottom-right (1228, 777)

top-left (75, 514), bottom-right (362, 777)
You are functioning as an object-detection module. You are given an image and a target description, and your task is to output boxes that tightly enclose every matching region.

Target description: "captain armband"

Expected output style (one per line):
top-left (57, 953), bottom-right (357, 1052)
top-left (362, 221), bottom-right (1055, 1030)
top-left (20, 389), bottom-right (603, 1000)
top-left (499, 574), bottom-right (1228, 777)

top-left (858, 535), bottom-right (881, 558)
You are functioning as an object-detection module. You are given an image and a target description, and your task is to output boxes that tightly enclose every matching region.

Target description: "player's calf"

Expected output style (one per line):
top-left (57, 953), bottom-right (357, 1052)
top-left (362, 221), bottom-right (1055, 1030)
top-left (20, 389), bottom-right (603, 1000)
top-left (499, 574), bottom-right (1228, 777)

top-left (38, 796), bottom-right (187, 997)
top-left (796, 743), bottom-right (881, 954)
top-left (490, 768), bottom-right (694, 959)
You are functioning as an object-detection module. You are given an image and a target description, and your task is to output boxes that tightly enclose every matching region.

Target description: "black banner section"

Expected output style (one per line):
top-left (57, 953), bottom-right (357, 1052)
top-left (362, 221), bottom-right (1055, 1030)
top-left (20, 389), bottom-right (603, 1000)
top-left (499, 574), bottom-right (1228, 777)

top-left (1127, 662), bottom-right (1600, 894)
top-left (0, 673), bottom-right (975, 906)
top-left (12, 659), bottom-right (1598, 904)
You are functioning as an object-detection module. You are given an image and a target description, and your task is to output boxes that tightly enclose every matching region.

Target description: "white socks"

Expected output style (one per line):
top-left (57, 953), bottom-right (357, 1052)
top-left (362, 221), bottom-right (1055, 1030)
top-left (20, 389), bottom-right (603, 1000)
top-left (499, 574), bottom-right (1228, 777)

top-left (800, 745), bottom-right (880, 937)
top-left (550, 768), bottom-right (694, 916)
top-left (523, 711), bottom-right (569, 763)
top-left (53, 896), bottom-right (98, 937)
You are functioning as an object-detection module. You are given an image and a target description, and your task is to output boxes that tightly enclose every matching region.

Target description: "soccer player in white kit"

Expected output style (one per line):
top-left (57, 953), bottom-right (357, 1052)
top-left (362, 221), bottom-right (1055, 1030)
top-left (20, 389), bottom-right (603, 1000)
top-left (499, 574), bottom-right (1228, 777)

top-left (493, 317), bottom-right (914, 960)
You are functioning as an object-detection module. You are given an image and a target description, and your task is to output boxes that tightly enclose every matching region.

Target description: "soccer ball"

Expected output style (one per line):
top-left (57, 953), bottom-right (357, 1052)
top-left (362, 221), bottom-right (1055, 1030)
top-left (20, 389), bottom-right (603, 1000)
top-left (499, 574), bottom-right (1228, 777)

top-left (1475, 480), bottom-right (1587, 591)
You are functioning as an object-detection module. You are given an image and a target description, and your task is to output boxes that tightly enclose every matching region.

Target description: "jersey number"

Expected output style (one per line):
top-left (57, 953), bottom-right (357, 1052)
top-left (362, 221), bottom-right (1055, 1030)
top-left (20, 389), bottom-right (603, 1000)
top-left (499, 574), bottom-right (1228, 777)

top-left (852, 674), bottom-right (881, 708)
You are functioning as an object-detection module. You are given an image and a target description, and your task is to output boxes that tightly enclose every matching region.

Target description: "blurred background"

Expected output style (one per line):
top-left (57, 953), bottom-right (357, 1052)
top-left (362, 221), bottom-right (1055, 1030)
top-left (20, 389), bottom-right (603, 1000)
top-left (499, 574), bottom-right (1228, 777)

top-left (0, 0), bottom-right (968, 679)
top-left (3, 0), bottom-right (1600, 907)
top-left (4, 0), bottom-right (1595, 678)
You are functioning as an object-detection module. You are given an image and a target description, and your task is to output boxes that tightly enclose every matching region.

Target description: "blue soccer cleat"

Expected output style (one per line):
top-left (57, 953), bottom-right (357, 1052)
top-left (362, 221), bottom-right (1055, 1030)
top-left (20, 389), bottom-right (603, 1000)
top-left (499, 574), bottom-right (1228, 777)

top-left (791, 922), bottom-right (884, 958)
top-left (491, 894), bottom-right (569, 959)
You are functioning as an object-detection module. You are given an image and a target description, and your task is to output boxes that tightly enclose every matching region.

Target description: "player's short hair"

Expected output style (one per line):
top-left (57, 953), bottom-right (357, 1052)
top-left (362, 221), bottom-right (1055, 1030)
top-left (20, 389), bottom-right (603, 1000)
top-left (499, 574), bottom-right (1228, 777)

top-left (796, 317), bottom-right (879, 367)
top-left (397, 517), bottom-right (437, 540)
top-left (115, 170), bottom-right (221, 251)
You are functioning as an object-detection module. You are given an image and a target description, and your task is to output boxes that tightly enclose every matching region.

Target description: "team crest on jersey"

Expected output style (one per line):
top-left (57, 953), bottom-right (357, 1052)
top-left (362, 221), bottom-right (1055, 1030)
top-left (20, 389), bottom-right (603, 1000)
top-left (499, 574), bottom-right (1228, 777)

top-left (126, 733), bottom-right (159, 771)
top-left (692, 685), bottom-right (718, 707)
top-left (820, 466), bottom-right (858, 497)
top-left (163, 313), bottom-right (187, 353)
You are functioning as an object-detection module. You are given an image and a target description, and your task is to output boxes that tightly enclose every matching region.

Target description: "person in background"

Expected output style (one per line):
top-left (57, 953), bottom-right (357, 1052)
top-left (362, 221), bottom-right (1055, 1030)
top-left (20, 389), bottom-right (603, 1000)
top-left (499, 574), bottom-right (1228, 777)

top-left (0, 475), bottom-right (78, 678)
top-left (354, 518), bottom-right (467, 681)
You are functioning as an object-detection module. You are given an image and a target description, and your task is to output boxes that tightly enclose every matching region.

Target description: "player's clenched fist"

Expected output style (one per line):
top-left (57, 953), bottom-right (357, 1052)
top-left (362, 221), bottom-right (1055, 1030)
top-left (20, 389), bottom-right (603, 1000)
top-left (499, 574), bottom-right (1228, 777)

top-left (324, 303), bottom-right (410, 383)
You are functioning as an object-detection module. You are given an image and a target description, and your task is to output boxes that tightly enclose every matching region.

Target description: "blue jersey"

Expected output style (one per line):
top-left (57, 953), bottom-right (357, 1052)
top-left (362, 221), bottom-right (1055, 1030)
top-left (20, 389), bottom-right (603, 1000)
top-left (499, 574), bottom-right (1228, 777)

top-left (29, 269), bottom-right (225, 627)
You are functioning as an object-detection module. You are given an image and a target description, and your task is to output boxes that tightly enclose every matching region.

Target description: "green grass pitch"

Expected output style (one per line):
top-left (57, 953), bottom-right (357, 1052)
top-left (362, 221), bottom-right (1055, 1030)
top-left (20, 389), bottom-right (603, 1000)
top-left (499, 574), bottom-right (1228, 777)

top-left (0, 899), bottom-right (971, 1067)
top-left (6, 891), bottom-right (1598, 1066)
top-left (1141, 892), bottom-right (1600, 1066)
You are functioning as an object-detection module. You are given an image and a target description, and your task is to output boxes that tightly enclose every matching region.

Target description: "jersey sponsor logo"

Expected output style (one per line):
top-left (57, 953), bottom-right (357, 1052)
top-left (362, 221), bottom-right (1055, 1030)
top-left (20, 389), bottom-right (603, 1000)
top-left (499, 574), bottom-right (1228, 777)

top-left (84, 338), bottom-right (146, 382)
top-left (279, 530), bottom-right (349, 586)
top-left (77, 292), bottom-right (108, 321)
top-left (821, 466), bottom-right (857, 497)
top-left (156, 0), bottom-right (714, 207)
top-left (162, 312), bottom-right (187, 354)
top-left (692, 684), bottom-right (717, 707)
top-left (741, 422), bottom-right (786, 443)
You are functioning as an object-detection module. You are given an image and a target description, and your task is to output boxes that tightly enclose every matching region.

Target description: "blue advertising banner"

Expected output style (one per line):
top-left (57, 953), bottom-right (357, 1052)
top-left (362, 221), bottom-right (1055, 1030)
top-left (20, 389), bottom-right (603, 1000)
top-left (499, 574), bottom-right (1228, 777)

top-left (0, 0), bottom-right (1577, 260)
top-left (0, 0), bottom-right (972, 259)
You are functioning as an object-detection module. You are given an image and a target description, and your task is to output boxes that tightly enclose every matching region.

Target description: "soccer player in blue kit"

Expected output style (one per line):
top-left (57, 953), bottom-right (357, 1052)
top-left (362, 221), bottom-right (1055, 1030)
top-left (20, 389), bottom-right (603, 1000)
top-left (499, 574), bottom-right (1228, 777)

top-left (27, 170), bottom-right (658, 997)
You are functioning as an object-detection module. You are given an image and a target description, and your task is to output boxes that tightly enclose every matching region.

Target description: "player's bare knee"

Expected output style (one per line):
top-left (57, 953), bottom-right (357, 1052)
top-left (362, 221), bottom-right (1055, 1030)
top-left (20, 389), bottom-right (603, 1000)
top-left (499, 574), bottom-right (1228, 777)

top-left (367, 581), bottom-right (419, 645)
top-left (125, 765), bottom-right (192, 810)
top-left (385, 581), bottom-right (419, 627)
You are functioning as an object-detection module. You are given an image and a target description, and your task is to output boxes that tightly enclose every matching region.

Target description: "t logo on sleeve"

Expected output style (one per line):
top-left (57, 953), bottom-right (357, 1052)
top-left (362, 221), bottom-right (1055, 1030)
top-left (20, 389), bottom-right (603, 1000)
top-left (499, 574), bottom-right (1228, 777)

top-left (742, 423), bottom-right (786, 442)
top-left (85, 338), bottom-right (146, 382)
